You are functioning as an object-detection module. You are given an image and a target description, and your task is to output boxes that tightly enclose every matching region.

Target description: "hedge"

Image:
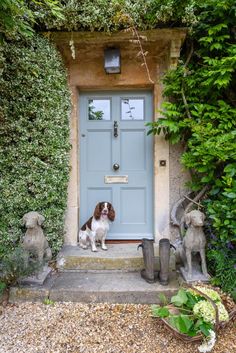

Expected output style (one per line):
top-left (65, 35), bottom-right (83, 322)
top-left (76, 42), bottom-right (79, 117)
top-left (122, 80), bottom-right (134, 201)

top-left (0, 35), bottom-right (71, 258)
top-left (34, 0), bottom-right (197, 32)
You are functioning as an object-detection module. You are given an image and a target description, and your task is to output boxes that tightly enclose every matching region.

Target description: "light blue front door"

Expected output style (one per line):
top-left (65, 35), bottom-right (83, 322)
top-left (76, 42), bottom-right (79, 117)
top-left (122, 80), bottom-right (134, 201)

top-left (79, 91), bottom-right (153, 239)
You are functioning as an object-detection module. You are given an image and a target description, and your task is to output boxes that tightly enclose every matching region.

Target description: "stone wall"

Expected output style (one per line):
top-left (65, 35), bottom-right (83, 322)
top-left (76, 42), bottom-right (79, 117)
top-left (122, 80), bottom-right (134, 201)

top-left (169, 143), bottom-right (191, 241)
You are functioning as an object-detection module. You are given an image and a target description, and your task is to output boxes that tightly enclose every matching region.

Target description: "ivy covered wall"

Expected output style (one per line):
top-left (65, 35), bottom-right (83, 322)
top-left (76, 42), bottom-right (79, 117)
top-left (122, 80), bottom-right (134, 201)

top-left (0, 35), bottom-right (71, 258)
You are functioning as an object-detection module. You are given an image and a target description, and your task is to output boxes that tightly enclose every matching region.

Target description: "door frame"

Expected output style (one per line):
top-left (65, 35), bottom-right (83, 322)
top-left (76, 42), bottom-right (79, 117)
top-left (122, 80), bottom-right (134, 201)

top-left (63, 85), bottom-right (170, 246)
top-left (78, 90), bottom-right (154, 240)
top-left (52, 29), bottom-right (187, 247)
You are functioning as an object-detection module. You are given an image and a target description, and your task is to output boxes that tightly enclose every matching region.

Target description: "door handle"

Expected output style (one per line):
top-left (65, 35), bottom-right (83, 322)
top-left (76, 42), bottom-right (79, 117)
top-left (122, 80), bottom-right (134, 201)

top-left (114, 121), bottom-right (118, 138)
top-left (113, 163), bottom-right (120, 171)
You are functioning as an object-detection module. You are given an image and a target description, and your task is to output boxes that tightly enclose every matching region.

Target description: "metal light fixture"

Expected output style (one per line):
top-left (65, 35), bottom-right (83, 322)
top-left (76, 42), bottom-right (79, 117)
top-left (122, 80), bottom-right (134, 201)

top-left (104, 48), bottom-right (121, 74)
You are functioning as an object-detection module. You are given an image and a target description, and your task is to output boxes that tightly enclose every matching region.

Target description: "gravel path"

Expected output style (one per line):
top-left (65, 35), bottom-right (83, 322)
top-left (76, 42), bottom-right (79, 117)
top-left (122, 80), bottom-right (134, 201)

top-left (0, 302), bottom-right (235, 353)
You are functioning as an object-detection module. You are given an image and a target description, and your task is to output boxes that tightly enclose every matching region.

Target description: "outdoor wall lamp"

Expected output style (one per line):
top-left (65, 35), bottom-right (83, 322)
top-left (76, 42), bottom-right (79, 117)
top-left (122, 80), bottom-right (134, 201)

top-left (104, 48), bottom-right (121, 74)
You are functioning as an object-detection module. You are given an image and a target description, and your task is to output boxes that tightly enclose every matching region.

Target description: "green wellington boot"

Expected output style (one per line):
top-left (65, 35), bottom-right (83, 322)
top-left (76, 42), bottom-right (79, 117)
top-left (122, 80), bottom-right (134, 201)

top-left (159, 238), bottom-right (171, 286)
top-left (138, 238), bottom-right (158, 283)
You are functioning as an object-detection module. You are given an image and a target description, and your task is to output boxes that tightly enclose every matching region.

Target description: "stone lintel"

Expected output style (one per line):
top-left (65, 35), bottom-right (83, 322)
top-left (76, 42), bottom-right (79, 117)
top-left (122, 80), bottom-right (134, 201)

top-left (49, 28), bottom-right (187, 45)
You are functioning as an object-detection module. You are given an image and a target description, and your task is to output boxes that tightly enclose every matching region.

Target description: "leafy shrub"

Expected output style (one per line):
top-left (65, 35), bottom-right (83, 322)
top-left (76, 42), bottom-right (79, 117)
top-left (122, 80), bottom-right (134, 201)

top-left (147, 0), bottom-right (236, 294)
top-left (34, 0), bottom-right (197, 32)
top-left (0, 0), bottom-right (64, 41)
top-left (0, 35), bottom-right (71, 259)
top-left (0, 247), bottom-right (40, 285)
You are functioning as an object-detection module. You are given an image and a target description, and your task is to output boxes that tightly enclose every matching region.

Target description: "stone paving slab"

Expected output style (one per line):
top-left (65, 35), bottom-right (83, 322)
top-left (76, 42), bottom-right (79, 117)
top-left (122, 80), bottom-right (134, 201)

top-left (9, 274), bottom-right (56, 303)
top-left (9, 270), bottom-right (179, 304)
top-left (50, 271), bottom-right (179, 304)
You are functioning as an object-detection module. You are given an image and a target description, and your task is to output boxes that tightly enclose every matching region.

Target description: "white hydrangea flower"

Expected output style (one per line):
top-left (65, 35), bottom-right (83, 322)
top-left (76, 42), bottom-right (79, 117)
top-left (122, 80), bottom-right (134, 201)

top-left (198, 330), bottom-right (216, 352)
top-left (193, 300), bottom-right (229, 324)
top-left (190, 286), bottom-right (222, 302)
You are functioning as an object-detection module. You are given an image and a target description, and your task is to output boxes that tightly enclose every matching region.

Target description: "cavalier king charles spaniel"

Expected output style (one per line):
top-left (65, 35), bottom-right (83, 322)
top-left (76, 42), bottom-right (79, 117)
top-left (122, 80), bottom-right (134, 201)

top-left (78, 202), bottom-right (115, 252)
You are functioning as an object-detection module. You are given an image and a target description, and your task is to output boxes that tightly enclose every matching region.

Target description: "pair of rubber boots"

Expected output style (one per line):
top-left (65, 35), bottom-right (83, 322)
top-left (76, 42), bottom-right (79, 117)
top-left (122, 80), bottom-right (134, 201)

top-left (138, 238), bottom-right (171, 285)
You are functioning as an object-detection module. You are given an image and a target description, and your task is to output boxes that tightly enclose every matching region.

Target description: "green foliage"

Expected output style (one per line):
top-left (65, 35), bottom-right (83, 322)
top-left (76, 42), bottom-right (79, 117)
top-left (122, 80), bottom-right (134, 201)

top-left (43, 298), bottom-right (55, 305)
top-left (0, 247), bottom-right (40, 285)
top-left (0, 35), bottom-right (71, 259)
top-left (0, 281), bottom-right (7, 296)
top-left (147, 0), bottom-right (236, 294)
top-left (152, 288), bottom-right (216, 337)
top-left (152, 306), bottom-right (170, 318)
top-left (0, 0), bottom-right (64, 41)
top-left (36, 0), bottom-right (197, 32)
top-left (171, 288), bottom-right (188, 307)
top-left (207, 249), bottom-right (236, 293)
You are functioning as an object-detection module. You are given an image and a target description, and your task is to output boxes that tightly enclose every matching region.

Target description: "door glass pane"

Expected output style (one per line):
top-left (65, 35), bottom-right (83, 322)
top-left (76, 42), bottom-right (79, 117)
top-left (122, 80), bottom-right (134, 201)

top-left (88, 99), bottom-right (111, 120)
top-left (121, 98), bottom-right (144, 120)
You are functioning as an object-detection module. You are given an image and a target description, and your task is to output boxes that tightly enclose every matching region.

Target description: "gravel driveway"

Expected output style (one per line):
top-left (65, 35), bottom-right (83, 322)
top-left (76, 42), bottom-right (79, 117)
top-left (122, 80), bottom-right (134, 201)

top-left (0, 302), bottom-right (235, 353)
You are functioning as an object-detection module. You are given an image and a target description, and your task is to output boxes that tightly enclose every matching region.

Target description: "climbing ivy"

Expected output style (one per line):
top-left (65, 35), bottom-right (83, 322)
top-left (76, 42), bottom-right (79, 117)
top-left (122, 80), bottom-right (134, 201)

top-left (0, 35), bottom-right (71, 258)
top-left (147, 0), bottom-right (236, 294)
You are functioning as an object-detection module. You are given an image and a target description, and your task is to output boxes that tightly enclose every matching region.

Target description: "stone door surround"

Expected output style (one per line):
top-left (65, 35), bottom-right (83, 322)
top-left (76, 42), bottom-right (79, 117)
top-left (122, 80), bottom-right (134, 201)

top-left (50, 29), bottom-right (187, 245)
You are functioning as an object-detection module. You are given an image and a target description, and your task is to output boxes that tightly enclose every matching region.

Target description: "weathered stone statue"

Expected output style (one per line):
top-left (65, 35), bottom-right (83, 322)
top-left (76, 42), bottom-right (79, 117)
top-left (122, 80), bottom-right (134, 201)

top-left (22, 211), bottom-right (52, 284)
top-left (179, 209), bottom-right (210, 282)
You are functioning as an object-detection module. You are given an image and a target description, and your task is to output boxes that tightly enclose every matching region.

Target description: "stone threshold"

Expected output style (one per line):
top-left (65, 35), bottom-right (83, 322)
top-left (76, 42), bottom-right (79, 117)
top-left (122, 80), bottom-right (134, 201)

top-left (57, 244), bottom-right (176, 271)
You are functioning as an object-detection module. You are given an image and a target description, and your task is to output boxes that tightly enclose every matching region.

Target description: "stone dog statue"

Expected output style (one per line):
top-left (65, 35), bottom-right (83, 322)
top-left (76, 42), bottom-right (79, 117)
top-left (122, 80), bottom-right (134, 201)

top-left (22, 211), bottom-right (52, 266)
top-left (180, 209), bottom-right (210, 280)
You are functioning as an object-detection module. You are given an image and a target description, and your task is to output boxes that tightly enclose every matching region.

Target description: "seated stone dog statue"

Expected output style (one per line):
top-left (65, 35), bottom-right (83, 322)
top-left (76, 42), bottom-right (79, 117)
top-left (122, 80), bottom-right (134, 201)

top-left (180, 209), bottom-right (210, 281)
top-left (22, 211), bottom-right (52, 267)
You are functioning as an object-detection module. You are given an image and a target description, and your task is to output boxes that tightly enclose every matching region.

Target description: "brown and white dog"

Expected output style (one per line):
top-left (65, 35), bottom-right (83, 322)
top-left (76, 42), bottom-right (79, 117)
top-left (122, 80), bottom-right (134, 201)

top-left (78, 202), bottom-right (115, 252)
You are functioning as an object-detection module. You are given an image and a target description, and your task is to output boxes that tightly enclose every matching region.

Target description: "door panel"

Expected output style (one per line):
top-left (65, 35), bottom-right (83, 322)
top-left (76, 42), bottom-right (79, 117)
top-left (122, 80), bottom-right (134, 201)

top-left (87, 130), bottom-right (112, 171)
top-left (120, 187), bottom-right (146, 224)
top-left (87, 187), bottom-right (113, 216)
top-left (80, 91), bottom-right (153, 239)
top-left (120, 129), bottom-right (146, 171)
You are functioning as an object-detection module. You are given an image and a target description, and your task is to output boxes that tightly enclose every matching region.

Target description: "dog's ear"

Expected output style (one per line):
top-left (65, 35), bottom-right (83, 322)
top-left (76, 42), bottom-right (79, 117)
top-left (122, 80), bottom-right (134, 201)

top-left (108, 203), bottom-right (115, 222)
top-left (184, 213), bottom-right (191, 226)
top-left (37, 214), bottom-right (45, 226)
top-left (94, 203), bottom-right (101, 220)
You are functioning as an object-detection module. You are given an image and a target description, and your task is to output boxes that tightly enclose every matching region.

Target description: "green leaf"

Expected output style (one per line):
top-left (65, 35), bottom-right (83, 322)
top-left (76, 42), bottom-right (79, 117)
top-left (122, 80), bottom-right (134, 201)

top-left (198, 322), bottom-right (213, 337)
top-left (222, 192), bottom-right (236, 199)
top-left (169, 315), bottom-right (194, 335)
top-left (159, 293), bottom-right (168, 305)
top-left (171, 289), bottom-right (188, 307)
top-left (185, 291), bottom-right (200, 309)
top-left (151, 305), bottom-right (170, 318)
top-left (178, 315), bottom-right (194, 334)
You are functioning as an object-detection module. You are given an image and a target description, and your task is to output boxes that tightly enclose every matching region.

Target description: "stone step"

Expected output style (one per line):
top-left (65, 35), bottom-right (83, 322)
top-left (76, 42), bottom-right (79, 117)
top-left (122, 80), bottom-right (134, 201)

top-left (57, 244), bottom-right (176, 272)
top-left (9, 271), bottom-right (180, 304)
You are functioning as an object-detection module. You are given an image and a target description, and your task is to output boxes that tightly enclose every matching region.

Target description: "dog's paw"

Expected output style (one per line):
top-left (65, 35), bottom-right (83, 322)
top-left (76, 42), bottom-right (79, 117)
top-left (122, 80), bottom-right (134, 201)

top-left (79, 244), bottom-right (88, 250)
top-left (102, 245), bottom-right (108, 251)
top-left (91, 247), bottom-right (98, 252)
